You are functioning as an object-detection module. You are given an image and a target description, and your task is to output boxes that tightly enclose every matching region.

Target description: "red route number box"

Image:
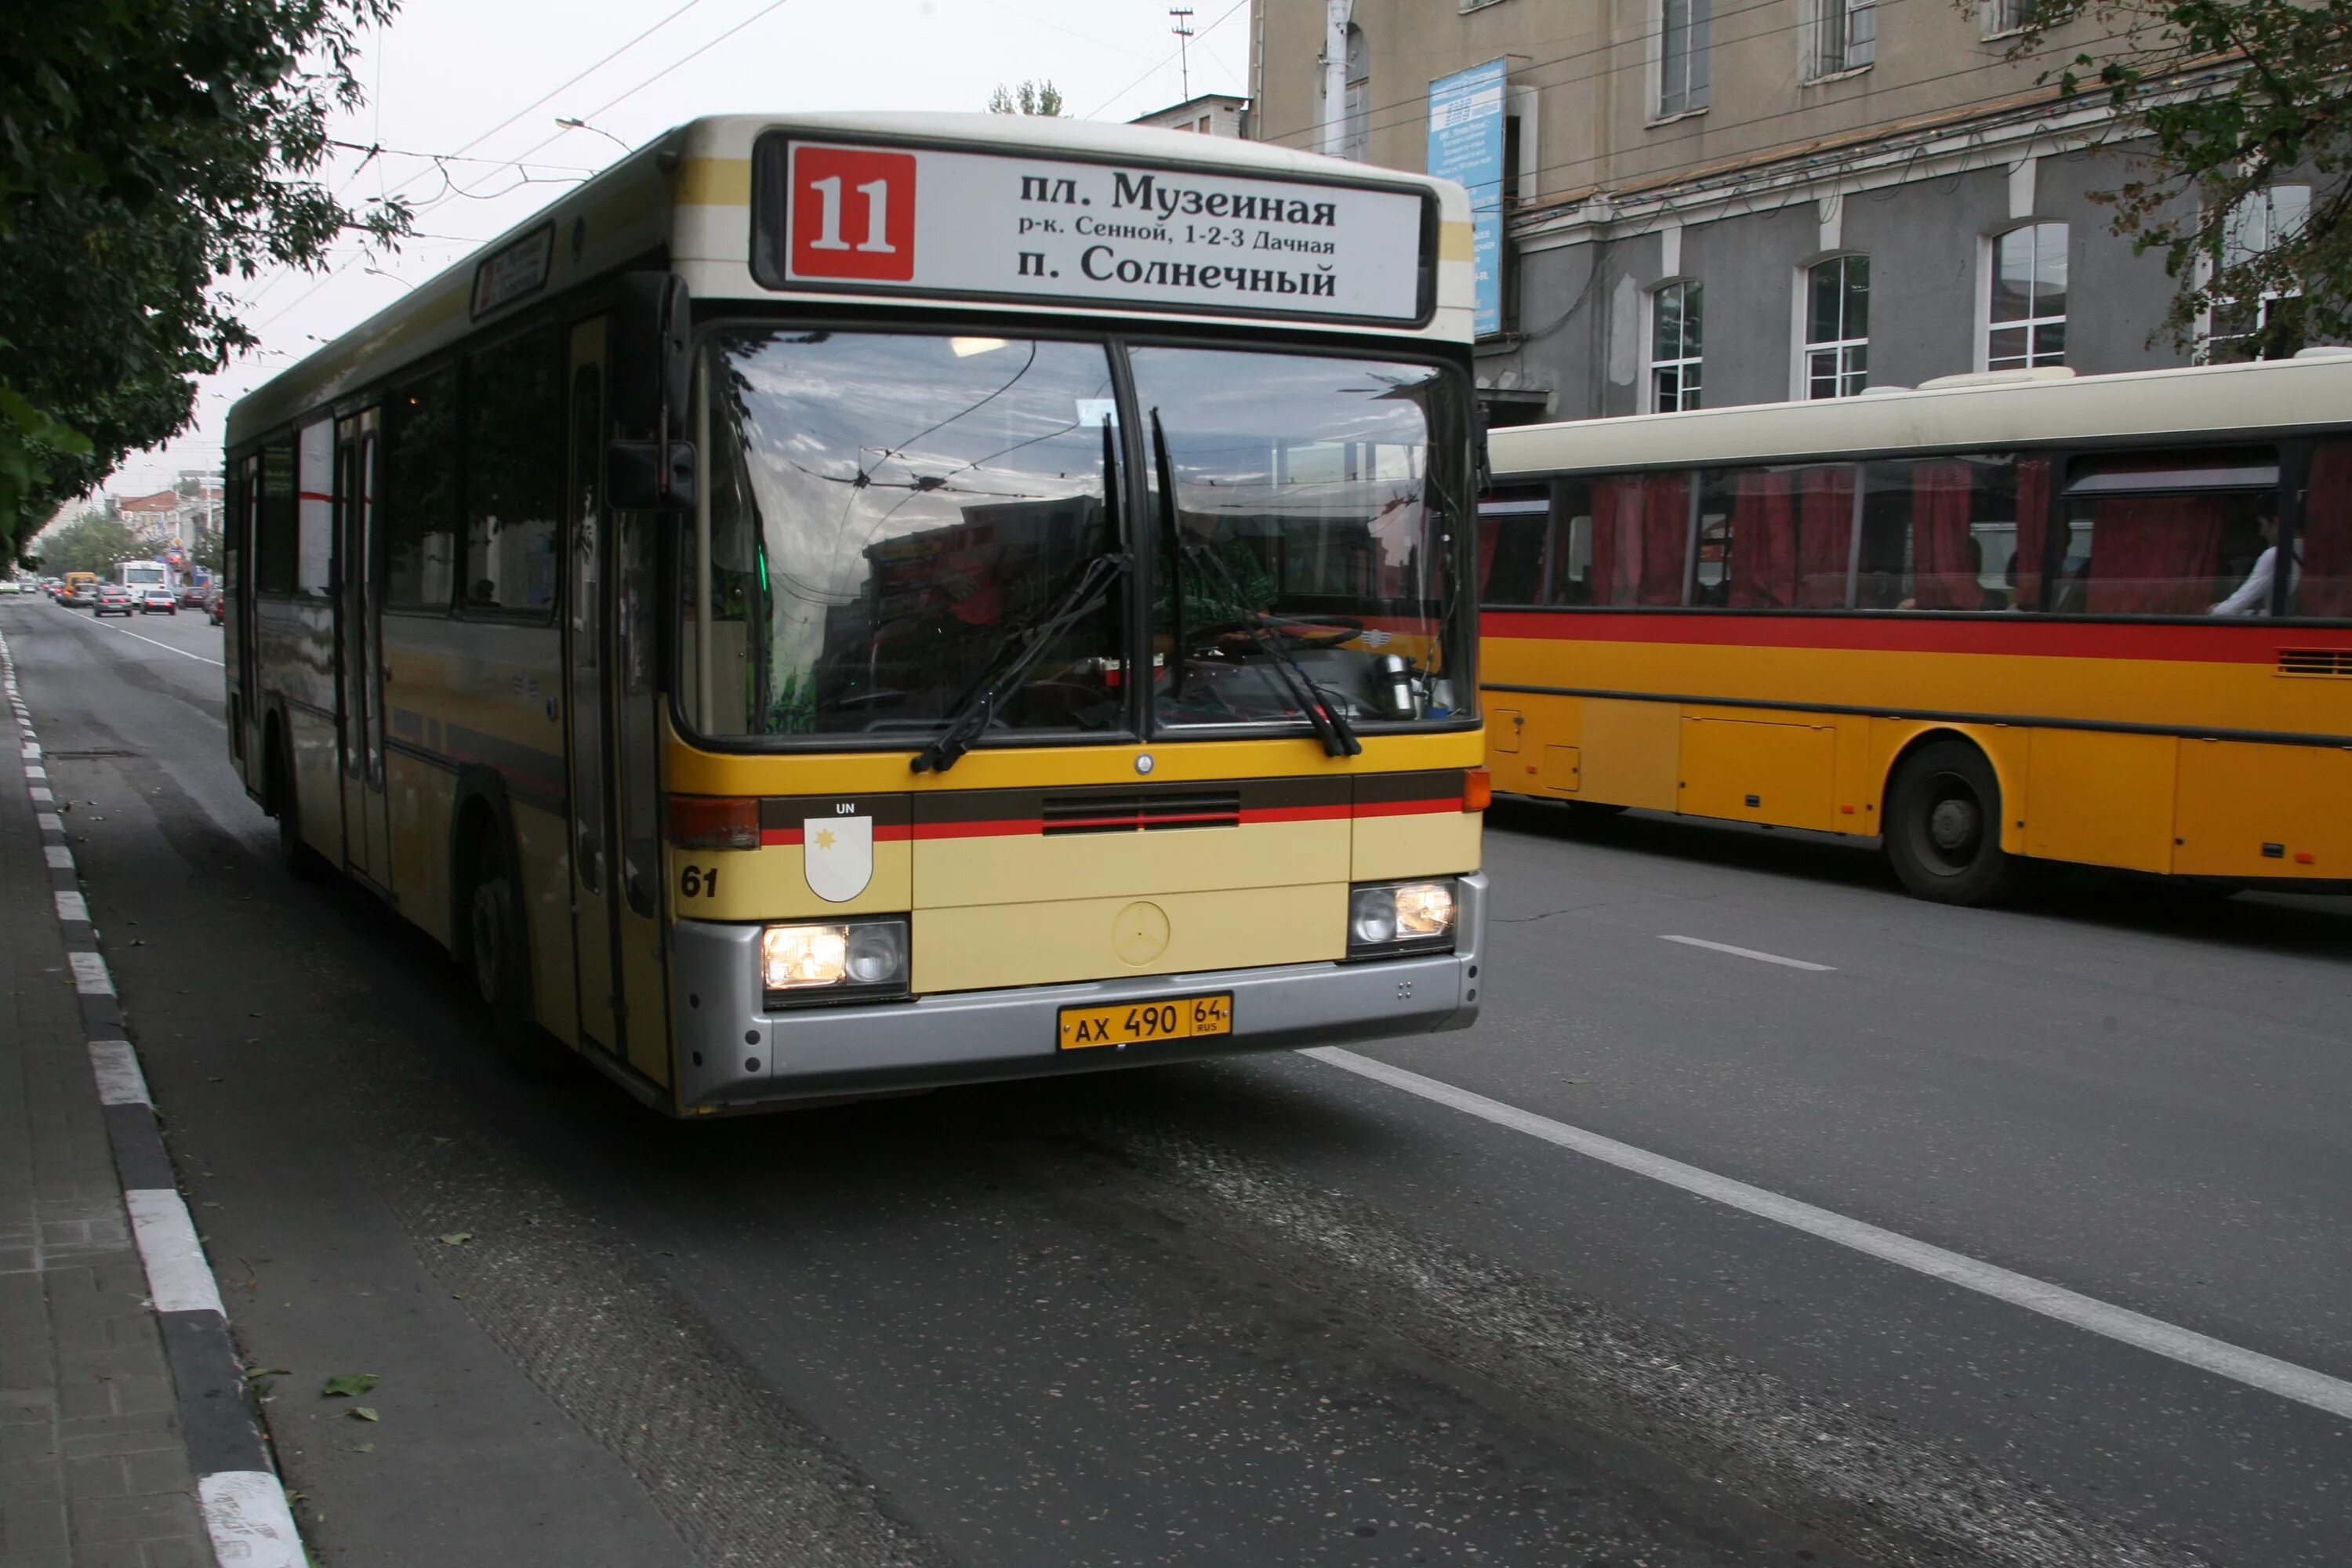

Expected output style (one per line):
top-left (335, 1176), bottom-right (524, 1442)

top-left (788, 146), bottom-right (918, 283)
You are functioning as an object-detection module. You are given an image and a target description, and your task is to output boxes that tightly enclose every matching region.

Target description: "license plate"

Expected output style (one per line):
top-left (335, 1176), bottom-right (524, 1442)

top-left (1058, 993), bottom-right (1233, 1051)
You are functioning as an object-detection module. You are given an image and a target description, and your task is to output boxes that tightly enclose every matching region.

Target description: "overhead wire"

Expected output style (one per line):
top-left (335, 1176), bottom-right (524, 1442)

top-left (1083, 0), bottom-right (1250, 119)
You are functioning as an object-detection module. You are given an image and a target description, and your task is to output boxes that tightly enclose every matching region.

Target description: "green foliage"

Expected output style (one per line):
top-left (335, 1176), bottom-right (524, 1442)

top-left (1999, 0), bottom-right (2352, 356)
top-left (31, 512), bottom-right (175, 577)
top-left (988, 80), bottom-right (1067, 117)
top-left (0, 1), bottom-right (409, 553)
top-left (190, 523), bottom-right (226, 573)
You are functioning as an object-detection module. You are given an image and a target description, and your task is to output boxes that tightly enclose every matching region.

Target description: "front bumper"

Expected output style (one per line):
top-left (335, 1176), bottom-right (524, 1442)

top-left (672, 871), bottom-right (1487, 1110)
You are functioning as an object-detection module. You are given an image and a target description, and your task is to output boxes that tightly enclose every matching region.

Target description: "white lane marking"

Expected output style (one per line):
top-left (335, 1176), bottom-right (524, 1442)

top-left (55, 890), bottom-right (86, 922)
top-left (89, 1040), bottom-right (151, 1107)
top-left (198, 1471), bottom-right (306, 1568)
top-left (44, 844), bottom-right (71, 869)
top-left (35, 811), bottom-right (60, 833)
top-left (68, 950), bottom-right (113, 995)
top-left (1305, 1046), bottom-right (2352, 1424)
top-left (125, 1188), bottom-right (225, 1315)
top-left (89, 615), bottom-right (223, 666)
top-left (1660, 935), bottom-right (1835, 971)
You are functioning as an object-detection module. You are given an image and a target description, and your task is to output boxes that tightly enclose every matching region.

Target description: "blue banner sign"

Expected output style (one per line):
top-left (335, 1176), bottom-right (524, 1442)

top-left (1426, 60), bottom-right (1508, 336)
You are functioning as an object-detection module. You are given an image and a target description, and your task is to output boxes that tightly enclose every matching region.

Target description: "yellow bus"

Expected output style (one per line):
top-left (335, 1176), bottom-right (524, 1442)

top-left (1478, 355), bottom-right (2352, 904)
top-left (223, 113), bottom-right (1487, 1115)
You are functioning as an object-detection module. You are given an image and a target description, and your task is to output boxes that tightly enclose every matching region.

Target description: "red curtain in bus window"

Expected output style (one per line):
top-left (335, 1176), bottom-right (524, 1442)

top-left (1798, 466), bottom-right (1854, 607)
top-left (1910, 463), bottom-right (1980, 609)
top-left (1476, 513), bottom-right (1502, 595)
top-left (1591, 474), bottom-right (1690, 606)
top-left (2296, 441), bottom-right (2352, 616)
top-left (1726, 472), bottom-right (1796, 608)
top-left (2013, 458), bottom-right (2049, 608)
top-left (2087, 495), bottom-right (2227, 614)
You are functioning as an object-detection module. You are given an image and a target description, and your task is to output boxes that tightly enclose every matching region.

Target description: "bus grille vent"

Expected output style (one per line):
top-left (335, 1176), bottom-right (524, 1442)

top-left (1041, 791), bottom-right (1243, 835)
top-left (2277, 648), bottom-right (2352, 677)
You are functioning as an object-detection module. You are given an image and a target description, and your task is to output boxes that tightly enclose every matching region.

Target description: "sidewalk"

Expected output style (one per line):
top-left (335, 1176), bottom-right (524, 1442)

top-left (0, 629), bottom-right (298, 1568)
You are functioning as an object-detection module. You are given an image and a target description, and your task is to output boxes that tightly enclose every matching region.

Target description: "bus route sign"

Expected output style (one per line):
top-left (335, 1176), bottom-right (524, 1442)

top-left (757, 136), bottom-right (1432, 325)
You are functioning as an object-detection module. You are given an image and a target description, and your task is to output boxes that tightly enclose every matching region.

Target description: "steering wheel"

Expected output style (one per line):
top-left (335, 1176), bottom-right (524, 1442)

top-left (1187, 613), bottom-right (1366, 652)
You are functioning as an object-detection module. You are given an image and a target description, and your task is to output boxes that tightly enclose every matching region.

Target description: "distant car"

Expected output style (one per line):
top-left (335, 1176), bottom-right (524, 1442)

top-left (93, 585), bottom-right (135, 617)
top-left (205, 589), bottom-right (225, 626)
top-left (0, 580), bottom-right (20, 594)
top-left (180, 583), bottom-right (209, 608)
top-left (64, 583), bottom-right (98, 608)
top-left (138, 586), bottom-right (177, 615)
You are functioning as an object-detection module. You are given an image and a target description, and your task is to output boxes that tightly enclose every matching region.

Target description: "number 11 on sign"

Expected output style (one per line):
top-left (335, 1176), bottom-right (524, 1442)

top-left (806, 176), bottom-right (897, 254)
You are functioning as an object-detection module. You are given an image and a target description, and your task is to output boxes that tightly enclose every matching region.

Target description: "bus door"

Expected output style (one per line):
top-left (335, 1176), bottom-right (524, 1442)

top-left (564, 319), bottom-right (625, 1060)
top-left (334, 412), bottom-right (392, 888)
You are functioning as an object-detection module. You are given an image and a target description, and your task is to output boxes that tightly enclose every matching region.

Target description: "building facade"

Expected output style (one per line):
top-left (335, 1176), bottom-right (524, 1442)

top-left (1247, 0), bottom-right (2305, 425)
top-left (1132, 93), bottom-right (1253, 137)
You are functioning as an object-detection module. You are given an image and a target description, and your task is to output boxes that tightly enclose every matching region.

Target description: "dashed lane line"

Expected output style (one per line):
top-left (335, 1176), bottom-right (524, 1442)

top-left (1659, 934), bottom-right (1835, 971)
top-left (1305, 1045), bottom-right (2352, 1425)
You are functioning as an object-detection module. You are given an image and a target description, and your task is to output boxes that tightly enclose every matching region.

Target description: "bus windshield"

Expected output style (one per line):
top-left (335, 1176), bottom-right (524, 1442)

top-left (691, 328), bottom-right (1475, 742)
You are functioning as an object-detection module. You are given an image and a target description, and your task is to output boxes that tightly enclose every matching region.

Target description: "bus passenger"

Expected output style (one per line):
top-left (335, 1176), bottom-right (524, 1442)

top-left (2211, 514), bottom-right (2297, 615)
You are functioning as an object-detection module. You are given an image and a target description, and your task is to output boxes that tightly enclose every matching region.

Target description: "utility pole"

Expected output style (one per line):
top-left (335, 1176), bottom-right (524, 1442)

top-left (1320, 0), bottom-right (1352, 159)
top-left (1169, 8), bottom-right (1195, 103)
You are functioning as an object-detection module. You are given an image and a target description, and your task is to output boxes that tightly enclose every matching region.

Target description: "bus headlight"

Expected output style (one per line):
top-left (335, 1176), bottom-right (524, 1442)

top-left (1348, 879), bottom-right (1457, 956)
top-left (761, 917), bottom-right (910, 1001)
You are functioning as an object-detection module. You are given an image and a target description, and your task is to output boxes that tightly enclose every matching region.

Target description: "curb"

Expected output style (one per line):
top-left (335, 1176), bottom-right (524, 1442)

top-left (0, 627), bottom-right (307, 1568)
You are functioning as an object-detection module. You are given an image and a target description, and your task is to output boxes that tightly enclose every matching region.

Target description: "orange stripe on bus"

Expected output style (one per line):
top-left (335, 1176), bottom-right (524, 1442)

top-left (1480, 610), bottom-right (2352, 662)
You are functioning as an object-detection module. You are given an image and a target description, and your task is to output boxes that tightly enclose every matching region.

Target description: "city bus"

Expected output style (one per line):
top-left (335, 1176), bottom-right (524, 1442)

top-left (116, 559), bottom-right (172, 590)
top-left (223, 112), bottom-right (1487, 1116)
top-left (1477, 354), bottom-right (2352, 903)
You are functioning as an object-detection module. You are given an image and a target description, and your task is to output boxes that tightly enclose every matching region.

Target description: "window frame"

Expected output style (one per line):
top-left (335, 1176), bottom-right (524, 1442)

top-left (1646, 279), bottom-right (1704, 413)
top-left (1798, 255), bottom-right (1871, 401)
top-left (1652, 0), bottom-right (1712, 122)
top-left (1805, 0), bottom-right (1877, 79)
top-left (1981, 222), bottom-right (2069, 372)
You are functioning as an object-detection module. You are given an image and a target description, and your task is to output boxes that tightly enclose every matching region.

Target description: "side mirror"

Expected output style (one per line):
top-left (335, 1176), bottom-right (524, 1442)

top-left (607, 440), bottom-right (697, 512)
top-left (612, 271), bottom-right (694, 437)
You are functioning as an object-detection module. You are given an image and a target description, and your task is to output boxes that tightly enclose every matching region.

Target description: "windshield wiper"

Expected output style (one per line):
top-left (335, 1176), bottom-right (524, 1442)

top-left (1150, 409), bottom-right (1360, 759)
top-left (913, 421), bottom-right (1128, 775)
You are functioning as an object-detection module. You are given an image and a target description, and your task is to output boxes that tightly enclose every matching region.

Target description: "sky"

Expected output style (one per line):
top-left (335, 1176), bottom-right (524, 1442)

top-left (108, 0), bottom-right (1253, 497)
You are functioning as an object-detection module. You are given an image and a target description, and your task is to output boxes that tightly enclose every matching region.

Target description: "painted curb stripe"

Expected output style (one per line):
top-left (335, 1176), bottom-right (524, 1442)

top-left (68, 949), bottom-right (114, 994)
top-left (1305, 1047), bottom-right (2352, 1424)
top-left (125, 1189), bottom-right (227, 1317)
top-left (55, 889), bottom-right (88, 923)
top-left (45, 844), bottom-right (71, 869)
top-left (198, 1471), bottom-right (306, 1568)
top-left (35, 810), bottom-right (61, 832)
top-left (160, 1312), bottom-right (272, 1478)
top-left (89, 1039), bottom-right (151, 1106)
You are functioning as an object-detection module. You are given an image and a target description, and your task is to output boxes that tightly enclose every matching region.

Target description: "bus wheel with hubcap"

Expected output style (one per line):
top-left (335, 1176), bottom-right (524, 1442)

top-left (466, 831), bottom-right (551, 1072)
top-left (1884, 739), bottom-right (2022, 906)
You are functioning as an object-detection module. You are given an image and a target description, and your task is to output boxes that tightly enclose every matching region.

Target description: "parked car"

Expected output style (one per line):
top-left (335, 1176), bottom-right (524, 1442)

top-left (93, 585), bottom-right (135, 617)
top-left (205, 589), bottom-right (225, 626)
top-left (138, 586), bottom-right (177, 615)
top-left (0, 579), bottom-right (21, 594)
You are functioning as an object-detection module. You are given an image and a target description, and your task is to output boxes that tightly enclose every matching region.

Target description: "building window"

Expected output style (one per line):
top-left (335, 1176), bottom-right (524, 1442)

top-left (1658, 0), bottom-right (1711, 118)
top-left (1984, 0), bottom-right (2035, 34)
top-left (1803, 256), bottom-right (1870, 399)
top-left (1987, 223), bottom-right (2067, 370)
top-left (1808, 0), bottom-right (1876, 76)
top-left (2212, 184), bottom-right (2310, 357)
top-left (1650, 281), bottom-right (1703, 412)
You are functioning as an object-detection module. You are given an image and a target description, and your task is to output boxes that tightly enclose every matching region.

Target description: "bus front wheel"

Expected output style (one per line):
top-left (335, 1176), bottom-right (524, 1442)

top-left (1883, 740), bottom-right (2022, 906)
top-left (269, 734), bottom-right (325, 882)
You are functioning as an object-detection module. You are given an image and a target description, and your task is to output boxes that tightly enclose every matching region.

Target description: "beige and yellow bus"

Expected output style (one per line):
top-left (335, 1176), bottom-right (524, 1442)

top-left (223, 113), bottom-right (1488, 1115)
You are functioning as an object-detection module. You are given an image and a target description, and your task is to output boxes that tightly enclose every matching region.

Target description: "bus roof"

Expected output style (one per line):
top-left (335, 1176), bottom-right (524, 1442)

top-left (1487, 353), bottom-right (2352, 478)
top-left (229, 112), bottom-right (1475, 447)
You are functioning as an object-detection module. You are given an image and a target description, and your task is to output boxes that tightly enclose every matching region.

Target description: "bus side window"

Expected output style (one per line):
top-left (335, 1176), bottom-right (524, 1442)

top-left (463, 327), bottom-right (562, 615)
top-left (1585, 474), bottom-right (1689, 607)
top-left (1854, 456), bottom-right (2031, 612)
top-left (1549, 479), bottom-right (1594, 604)
top-left (2054, 448), bottom-right (2280, 616)
top-left (1475, 492), bottom-right (1550, 605)
top-left (256, 441), bottom-right (297, 597)
top-left (386, 366), bottom-right (460, 612)
top-left (1694, 465), bottom-right (1853, 611)
top-left (2290, 440), bottom-right (2352, 617)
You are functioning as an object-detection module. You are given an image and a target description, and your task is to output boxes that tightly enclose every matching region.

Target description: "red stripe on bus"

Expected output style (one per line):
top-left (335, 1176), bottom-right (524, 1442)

top-left (1239, 803), bottom-right (1352, 825)
top-left (1351, 797), bottom-right (1461, 818)
top-left (1479, 610), bottom-right (2352, 662)
top-left (910, 818), bottom-right (1042, 840)
top-left (757, 825), bottom-right (913, 847)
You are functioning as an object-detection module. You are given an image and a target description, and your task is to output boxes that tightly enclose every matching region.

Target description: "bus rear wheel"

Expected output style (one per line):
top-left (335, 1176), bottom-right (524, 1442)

top-left (1883, 739), bottom-right (2022, 906)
